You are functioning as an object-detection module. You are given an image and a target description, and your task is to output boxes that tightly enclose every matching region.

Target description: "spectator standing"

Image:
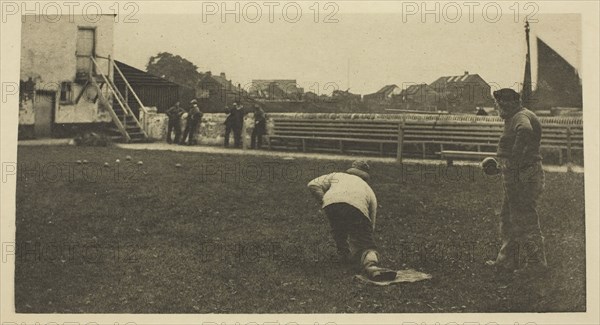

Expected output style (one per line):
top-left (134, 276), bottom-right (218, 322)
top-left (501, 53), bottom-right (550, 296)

top-left (250, 104), bottom-right (267, 149)
top-left (181, 99), bottom-right (203, 145)
top-left (166, 101), bottom-right (184, 144)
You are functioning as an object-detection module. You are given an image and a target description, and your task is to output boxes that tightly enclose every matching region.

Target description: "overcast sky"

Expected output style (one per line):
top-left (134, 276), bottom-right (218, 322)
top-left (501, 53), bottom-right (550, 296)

top-left (114, 12), bottom-right (580, 95)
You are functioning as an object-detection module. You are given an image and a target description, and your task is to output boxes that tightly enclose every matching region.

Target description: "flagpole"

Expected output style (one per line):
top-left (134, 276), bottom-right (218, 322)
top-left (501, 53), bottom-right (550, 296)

top-left (522, 20), bottom-right (533, 107)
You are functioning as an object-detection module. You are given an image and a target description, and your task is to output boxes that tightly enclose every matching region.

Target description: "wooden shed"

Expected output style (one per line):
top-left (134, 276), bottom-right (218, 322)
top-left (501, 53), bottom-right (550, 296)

top-left (113, 60), bottom-right (195, 117)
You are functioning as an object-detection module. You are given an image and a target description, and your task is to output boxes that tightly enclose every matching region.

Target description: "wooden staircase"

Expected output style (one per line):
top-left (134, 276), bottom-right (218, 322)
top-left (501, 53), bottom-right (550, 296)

top-left (90, 56), bottom-right (148, 143)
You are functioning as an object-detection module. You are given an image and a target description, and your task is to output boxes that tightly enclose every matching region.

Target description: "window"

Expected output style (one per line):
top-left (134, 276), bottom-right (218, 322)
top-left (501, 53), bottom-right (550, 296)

top-left (60, 82), bottom-right (73, 103)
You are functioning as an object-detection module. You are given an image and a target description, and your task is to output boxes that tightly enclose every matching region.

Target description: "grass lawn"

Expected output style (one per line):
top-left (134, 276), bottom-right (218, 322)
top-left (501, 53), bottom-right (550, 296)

top-left (14, 145), bottom-right (586, 313)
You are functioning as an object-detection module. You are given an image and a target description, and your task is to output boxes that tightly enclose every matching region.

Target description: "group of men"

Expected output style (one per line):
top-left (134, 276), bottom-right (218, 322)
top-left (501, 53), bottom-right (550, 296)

top-left (165, 99), bottom-right (203, 145)
top-left (223, 102), bottom-right (268, 149)
top-left (308, 88), bottom-right (548, 282)
top-left (166, 100), bottom-right (267, 149)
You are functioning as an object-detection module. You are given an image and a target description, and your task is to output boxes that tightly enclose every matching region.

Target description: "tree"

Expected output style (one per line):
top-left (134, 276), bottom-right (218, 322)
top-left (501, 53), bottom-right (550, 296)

top-left (146, 52), bottom-right (201, 89)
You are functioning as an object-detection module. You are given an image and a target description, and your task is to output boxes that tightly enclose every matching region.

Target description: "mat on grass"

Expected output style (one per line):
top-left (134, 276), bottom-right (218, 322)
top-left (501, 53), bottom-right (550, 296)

top-left (355, 269), bottom-right (432, 286)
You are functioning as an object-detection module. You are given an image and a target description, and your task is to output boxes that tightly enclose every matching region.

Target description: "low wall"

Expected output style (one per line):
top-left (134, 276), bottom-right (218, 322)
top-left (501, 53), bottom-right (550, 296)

top-left (140, 111), bottom-right (274, 146)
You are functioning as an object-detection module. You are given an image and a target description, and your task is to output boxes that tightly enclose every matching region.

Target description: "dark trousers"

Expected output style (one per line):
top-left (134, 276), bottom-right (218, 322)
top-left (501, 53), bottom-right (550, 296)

top-left (225, 125), bottom-right (242, 148)
top-left (323, 203), bottom-right (376, 262)
top-left (167, 118), bottom-right (181, 144)
top-left (182, 119), bottom-right (200, 145)
top-left (233, 126), bottom-right (242, 148)
top-left (251, 127), bottom-right (265, 149)
top-left (224, 124), bottom-right (233, 147)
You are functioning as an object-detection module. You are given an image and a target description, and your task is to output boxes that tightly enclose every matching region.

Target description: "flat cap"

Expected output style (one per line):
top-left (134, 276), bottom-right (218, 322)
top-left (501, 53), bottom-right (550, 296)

top-left (493, 88), bottom-right (520, 102)
top-left (346, 160), bottom-right (371, 181)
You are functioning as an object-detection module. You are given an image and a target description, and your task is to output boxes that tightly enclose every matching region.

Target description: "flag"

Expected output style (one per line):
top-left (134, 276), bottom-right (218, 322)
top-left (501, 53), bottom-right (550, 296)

top-left (530, 38), bottom-right (582, 109)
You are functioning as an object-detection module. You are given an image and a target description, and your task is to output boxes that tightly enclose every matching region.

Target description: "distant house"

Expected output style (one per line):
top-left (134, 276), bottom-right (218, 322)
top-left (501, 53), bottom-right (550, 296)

top-left (398, 84), bottom-right (440, 111)
top-left (197, 72), bottom-right (247, 111)
top-left (303, 91), bottom-right (319, 101)
top-left (332, 89), bottom-right (361, 102)
top-left (198, 72), bottom-right (237, 98)
top-left (330, 89), bottom-right (363, 111)
top-left (429, 72), bottom-right (494, 113)
top-left (363, 84), bottom-right (402, 104)
top-left (250, 80), bottom-right (304, 101)
top-left (261, 82), bottom-right (287, 100)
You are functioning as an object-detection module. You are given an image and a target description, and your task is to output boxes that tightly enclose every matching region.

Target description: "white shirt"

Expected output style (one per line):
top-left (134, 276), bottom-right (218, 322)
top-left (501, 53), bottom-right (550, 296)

top-left (307, 172), bottom-right (378, 227)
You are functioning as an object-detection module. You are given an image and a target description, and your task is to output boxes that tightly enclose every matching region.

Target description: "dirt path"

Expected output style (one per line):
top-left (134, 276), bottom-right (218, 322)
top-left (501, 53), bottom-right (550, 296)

top-left (16, 139), bottom-right (584, 173)
top-left (115, 142), bottom-right (584, 174)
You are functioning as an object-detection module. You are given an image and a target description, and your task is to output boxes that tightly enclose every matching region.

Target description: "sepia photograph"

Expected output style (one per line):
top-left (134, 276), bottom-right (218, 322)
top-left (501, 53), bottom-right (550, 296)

top-left (1, 0), bottom-right (598, 323)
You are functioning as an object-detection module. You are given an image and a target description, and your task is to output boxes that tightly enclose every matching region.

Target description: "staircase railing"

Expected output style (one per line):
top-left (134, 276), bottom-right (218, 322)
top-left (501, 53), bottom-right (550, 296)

top-left (112, 57), bottom-right (150, 132)
top-left (90, 56), bottom-right (148, 140)
top-left (88, 61), bottom-right (131, 142)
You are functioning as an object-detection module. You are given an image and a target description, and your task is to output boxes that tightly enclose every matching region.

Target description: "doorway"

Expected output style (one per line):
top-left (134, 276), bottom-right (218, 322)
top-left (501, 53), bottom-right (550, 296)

top-left (76, 27), bottom-right (96, 79)
top-left (33, 91), bottom-right (55, 138)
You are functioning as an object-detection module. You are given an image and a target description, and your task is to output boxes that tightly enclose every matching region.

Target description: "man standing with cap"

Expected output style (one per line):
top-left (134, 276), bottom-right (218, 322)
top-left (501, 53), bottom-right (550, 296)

top-left (181, 99), bottom-right (203, 145)
top-left (166, 101), bottom-right (184, 144)
top-left (230, 102), bottom-right (245, 148)
top-left (250, 104), bottom-right (267, 149)
top-left (485, 88), bottom-right (547, 276)
top-left (223, 105), bottom-right (234, 147)
top-left (307, 160), bottom-right (397, 282)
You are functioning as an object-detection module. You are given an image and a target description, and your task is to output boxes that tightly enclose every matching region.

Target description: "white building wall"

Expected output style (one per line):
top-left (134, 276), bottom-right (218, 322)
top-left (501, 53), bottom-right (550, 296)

top-left (20, 15), bottom-right (115, 124)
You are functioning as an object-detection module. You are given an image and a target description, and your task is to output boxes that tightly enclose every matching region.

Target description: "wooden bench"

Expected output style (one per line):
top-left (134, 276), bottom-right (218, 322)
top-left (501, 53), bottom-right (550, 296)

top-left (414, 121), bottom-right (583, 165)
top-left (543, 124), bottom-right (584, 164)
top-left (267, 119), bottom-right (406, 161)
top-left (403, 120), bottom-right (502, 159)
top-left (267, 118), bottom-right (583, 165)
top-left (439, 150), bottom-right (496, 166)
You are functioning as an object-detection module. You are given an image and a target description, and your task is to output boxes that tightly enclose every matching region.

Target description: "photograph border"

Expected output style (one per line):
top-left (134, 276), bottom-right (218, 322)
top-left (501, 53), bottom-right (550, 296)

top-left (1, 1), bottom-right (598, 324)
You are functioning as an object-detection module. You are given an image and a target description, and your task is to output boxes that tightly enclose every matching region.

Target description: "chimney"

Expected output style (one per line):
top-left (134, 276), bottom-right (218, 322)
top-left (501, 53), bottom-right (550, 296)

top-left (464, 71), bottom-right (469, 75)
top-left (206, 71), bottom-right (212, 77)
top-left (220, 72), bottom-right (226, 79)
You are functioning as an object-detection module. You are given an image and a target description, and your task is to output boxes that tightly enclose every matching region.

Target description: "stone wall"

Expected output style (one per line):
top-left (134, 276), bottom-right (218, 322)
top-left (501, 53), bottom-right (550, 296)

top-left (140, 111), bottom-right (273, 146)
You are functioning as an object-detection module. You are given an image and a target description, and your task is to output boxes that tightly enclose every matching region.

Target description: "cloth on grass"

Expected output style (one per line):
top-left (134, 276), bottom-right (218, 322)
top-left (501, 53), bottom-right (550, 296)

top-left (354, 269), bottom-right (432, 286)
